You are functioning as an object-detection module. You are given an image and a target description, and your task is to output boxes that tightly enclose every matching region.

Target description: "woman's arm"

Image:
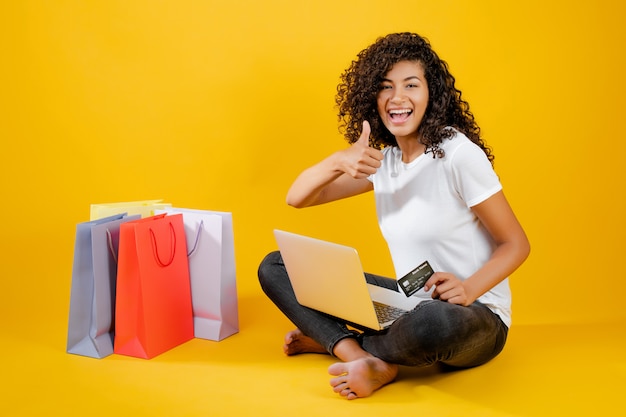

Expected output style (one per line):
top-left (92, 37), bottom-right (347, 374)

top-left (425, 190), bottom-right (530, 305)
top-left (287, 121), bottom-right (382, 208)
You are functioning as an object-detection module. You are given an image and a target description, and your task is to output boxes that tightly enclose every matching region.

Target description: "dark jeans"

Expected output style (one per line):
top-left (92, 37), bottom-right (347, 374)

top-left (258, 251), bottom-right (508, 368)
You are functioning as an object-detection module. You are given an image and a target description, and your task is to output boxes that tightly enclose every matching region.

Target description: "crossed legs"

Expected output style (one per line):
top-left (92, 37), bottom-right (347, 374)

top-left (258, 251), bottom-right (508, 400)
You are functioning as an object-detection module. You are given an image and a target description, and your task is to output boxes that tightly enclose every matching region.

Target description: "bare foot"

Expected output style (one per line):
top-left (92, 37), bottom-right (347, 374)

top-left (283, 329), bottom-right (328, 356)
top-left (328, 357), bottom-right (398, 400)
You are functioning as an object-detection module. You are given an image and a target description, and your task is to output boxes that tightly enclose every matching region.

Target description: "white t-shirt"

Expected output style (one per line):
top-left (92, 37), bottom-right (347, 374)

top-left (369, 130), bottom-right (512, 326)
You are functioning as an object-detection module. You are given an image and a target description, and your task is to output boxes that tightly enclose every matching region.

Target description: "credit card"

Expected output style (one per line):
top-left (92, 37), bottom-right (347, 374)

top-left (398, 261), bottom-right (434, 297)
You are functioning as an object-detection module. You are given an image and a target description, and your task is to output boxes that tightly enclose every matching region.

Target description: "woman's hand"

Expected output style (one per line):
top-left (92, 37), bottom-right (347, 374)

top-left (285, 121), bottom-right (378, 208)
top-left (425, 272), bottom-right (473, 306)
top-left (335, 121), bottom-right (383, 179)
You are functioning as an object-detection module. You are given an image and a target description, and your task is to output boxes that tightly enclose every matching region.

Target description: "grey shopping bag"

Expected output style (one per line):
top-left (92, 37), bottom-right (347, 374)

top-left (158, 208), bottom-right (239, 341)
top-left (66, 213), bottom-right (140, 358)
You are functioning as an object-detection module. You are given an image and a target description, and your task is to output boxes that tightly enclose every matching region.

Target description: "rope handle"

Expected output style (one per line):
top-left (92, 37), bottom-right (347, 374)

top-left (149, 222), bottom-right (177, 267)
top-left (187, 220), bottom-right (204, 257)
top-left (105, 229), bottom-right (118, 264)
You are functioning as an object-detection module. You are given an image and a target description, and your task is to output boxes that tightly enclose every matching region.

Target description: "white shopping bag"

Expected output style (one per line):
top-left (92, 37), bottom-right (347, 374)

top-left (158, 208), bottom-right (239, 341)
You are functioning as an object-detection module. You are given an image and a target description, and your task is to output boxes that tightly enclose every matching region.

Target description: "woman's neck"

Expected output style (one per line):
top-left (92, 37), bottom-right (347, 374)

top-left (396, 136), bottom-right (426, 163)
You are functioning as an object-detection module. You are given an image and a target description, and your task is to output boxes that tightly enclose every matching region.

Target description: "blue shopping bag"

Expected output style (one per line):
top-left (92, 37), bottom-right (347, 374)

top-left (66, 213), bottom-right (140, 358)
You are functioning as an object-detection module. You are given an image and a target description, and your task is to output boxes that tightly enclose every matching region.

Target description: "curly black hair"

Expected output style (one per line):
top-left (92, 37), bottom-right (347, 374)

top-left (336, 32), bottom-right (494, 163)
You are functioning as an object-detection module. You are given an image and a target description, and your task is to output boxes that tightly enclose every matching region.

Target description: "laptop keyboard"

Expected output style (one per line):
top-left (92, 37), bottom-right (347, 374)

top-left (373, 301), bottom-right (407, 324)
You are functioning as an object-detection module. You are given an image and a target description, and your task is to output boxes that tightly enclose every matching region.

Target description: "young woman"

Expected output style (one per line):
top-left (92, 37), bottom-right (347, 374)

top-left (258, 32), bottom-right (530, 400)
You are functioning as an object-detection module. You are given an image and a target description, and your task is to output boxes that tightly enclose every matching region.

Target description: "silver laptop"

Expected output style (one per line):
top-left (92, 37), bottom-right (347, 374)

top-left (274, 229), bottom-right (419, 331)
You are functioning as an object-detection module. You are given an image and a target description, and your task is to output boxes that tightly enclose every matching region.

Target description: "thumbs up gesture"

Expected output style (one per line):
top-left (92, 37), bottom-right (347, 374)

top-left (338, 121), bottom-right (384, 179)
top-left (356, 120), bottom-right (373, 148)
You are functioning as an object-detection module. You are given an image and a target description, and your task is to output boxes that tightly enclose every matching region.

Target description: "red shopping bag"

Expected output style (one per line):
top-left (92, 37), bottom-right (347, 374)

top-left (114, 213), bottom-right (194, 359)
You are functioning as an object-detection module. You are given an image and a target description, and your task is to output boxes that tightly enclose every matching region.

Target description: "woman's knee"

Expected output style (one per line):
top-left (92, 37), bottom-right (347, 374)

top-left (257, 250), bottom-right (284, 286)
top-left (406, 301), bottom-right (470, 347)
top-left (412, 301), bottom-right (502, 362)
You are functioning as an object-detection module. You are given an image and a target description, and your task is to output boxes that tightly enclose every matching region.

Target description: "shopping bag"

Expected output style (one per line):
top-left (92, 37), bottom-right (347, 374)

top-left (158, 208), bottom-right (238, 341)
top-left (114, 213), bottom-right (194, 359)
top-left (67, 213), bottom-right (140, 358)
top-left (90, 199), bottom-right (171, 220)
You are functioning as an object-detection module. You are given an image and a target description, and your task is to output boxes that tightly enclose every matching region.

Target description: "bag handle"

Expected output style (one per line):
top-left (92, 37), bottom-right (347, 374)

top-left (187, 220), bottom-right (204, 257)
top-left (106, 229), bottom-right (118, 264)
top-left (149, 222), bottom-right (177, 267)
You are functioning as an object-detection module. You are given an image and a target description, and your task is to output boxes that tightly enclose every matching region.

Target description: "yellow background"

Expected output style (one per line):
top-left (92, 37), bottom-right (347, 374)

top-left (3, 0), bottom-right (624, 326)
top-left (1, 1), bottom-right (625, 416)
